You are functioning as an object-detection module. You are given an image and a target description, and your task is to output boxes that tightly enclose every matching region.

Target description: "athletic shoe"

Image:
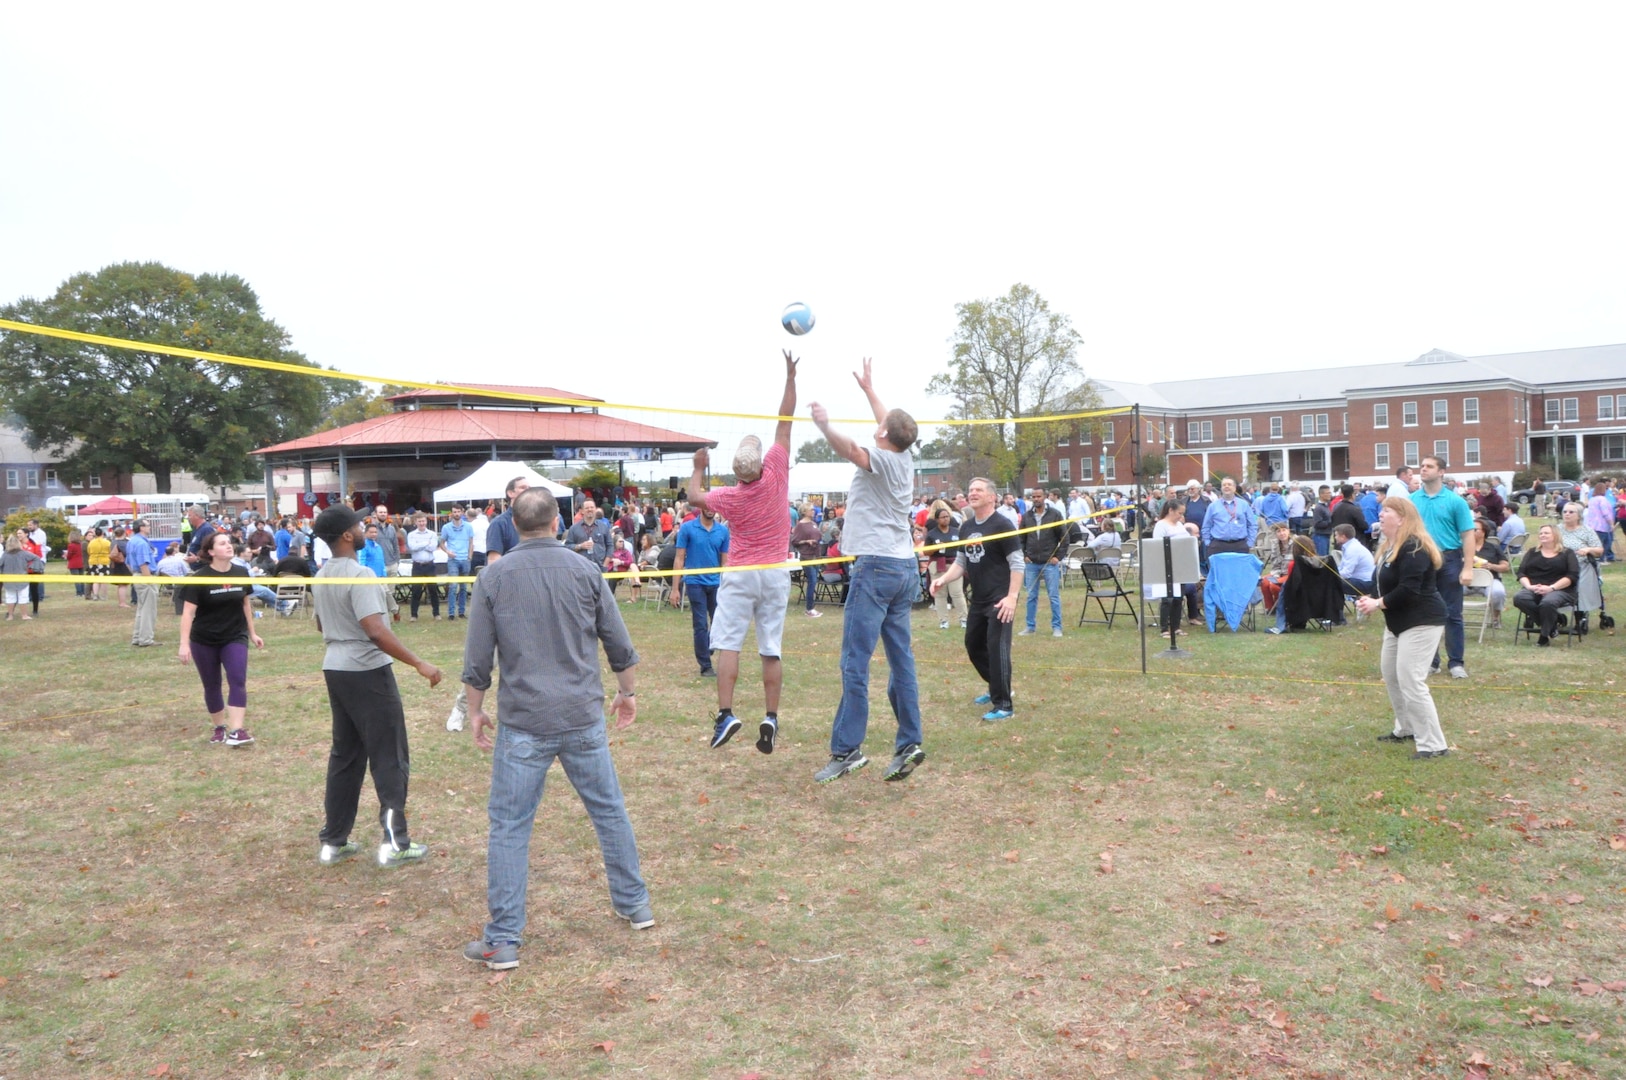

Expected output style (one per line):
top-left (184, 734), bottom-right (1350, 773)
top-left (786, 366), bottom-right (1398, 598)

top-left (973, 693), bottom-right (992, 705)
top-left (224, 728), bottom-right (255, 747)
top-left (806, 609), bottom-right (822, 618)
top-left (982, 708), bottom-right (1014, 722)
top-left (1448, 665), bottom-right (1467, 679)
top-left (1375, 732), bottom-right (1414, 743)
top-left (814, 749), bottom-right (868, 783)
top-left (882, 744), bottom-right (926, 781)
top-left (756, 716), bottom-right (777, 755)
top-left (378, 841), bottom-right (429, 868)
top-left (615, 905), bottom-right (655, 930)
top-left (318, 840), bottom-right (360, 865)
top-left (446, 702), bottom-right (466, 732)
top-left (210, 725), bottom-right (227, 745)
top-left (960, 619), bottom-right (967, 628)
top-left (1052, 629), bottom-right (1063, 638)
top-left (1266, 627), bottom-right (1285, 636)
top-left (1018, 628), bottom-right (1035, 636)
top-left (710, 712), bottom-right (741, 749)
top-left (700, 668), bottom-right (717, 679)
top-left (463, 940), bottom-right (520, 970)
top-left (1412, 749), bottom-right (1450, 760)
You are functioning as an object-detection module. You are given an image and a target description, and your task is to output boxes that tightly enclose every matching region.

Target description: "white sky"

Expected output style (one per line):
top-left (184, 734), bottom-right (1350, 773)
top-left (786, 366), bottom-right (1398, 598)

top-left (3, 4), bottom-right (1623, 452)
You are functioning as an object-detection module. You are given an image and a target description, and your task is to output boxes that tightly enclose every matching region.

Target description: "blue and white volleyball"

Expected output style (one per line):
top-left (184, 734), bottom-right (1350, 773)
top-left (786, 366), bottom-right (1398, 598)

top-left (781, 302), bottom-right (815, 336)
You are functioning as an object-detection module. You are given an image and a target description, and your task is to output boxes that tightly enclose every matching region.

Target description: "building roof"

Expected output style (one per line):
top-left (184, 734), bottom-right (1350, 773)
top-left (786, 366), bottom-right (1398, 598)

top-left (254, 407), bottom-right (714, 457)
top-left (384, 383), bottom-right (603, 406)
top-left (1096, 342), bottom-right (1626, 412)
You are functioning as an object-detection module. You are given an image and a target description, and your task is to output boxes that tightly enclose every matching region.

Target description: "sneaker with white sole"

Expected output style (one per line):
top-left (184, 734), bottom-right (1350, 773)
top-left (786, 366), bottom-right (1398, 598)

top-left (883, 744), bottom-right (925, 781)
top-left (378, 841), bottom-right (429, 868)
top-left (615, 905), bottom-right (655, 930)
top-left (210, 725), bottom-right (227, 745)
top-left (973, 693), bottom-right (992, 705)
top-left (318, 840), bottom-right (360, 865)
top-left (446, 702), bottom-right (467, 732)
top-left (939, 619), bottom-right (949, 630)
top-left (756, 716), bottom-right (777, 755)
top-left (1448, 665), bottom-right (1468, 679)
top-left (981, 708), bottom-right (1014, 722)
top-left (463, 940), bottom-right (520, 970)
top-left (805, 609), bottom-right (822, 618)
top-left (224, 728), bottom-right (255, 747)
top-left (710, 712), bottom-right (741, 749)
top-left (814, 748), bottom-right (868, 783)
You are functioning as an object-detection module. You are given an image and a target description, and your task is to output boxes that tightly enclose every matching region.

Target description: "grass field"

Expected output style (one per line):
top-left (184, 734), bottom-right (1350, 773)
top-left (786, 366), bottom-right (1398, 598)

top-left (2, 566), bottom-right (1624, 1079)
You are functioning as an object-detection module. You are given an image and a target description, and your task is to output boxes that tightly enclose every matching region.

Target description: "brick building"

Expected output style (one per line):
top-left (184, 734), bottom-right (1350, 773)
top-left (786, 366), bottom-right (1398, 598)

top-left (1027, 343), bottom-right (1626, 491)
top-left (1, 423), bottom-right (132, 516)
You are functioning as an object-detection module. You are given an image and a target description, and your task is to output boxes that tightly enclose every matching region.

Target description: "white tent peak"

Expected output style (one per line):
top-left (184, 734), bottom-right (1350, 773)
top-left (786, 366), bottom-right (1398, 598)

top-left (434, 461), bottom-right (572, 506)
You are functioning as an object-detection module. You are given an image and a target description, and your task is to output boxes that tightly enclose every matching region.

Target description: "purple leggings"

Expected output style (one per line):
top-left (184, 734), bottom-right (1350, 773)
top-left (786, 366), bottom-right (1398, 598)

top-left (192, 640), bottom-right (249, 714)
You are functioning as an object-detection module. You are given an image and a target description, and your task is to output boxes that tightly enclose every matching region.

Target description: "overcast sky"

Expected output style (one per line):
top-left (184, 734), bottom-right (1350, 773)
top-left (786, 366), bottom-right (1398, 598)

top-left (3, 4), bottom-right (1623, 451)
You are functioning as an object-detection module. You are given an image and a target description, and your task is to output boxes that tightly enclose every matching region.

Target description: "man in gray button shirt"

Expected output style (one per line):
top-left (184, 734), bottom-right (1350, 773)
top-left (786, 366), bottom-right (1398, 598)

top-left (459, 487), bottom-right (652, 971)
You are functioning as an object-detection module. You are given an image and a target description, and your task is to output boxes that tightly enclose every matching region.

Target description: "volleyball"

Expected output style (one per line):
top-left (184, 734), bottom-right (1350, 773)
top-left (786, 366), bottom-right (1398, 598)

top-left (780, 302), bottom-right (815, 336)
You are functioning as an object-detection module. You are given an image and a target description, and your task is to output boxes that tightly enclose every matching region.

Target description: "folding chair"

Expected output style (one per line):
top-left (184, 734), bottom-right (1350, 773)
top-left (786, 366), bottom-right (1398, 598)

top-left (274, 574), bottom-right (309, 617)
top-left (1077, 561), bottom-right (1139, 629)
top-left (1203, 552), bottom-right (1263, 632)
top-left (1462, 567), bottom-right (1498, 644)
top-left (1512, 601), bottom-right (1580, 647)
top-left (1062, 543), bottom-right (1093, 588)
top-left (815, 570), bottom-right (848, 606)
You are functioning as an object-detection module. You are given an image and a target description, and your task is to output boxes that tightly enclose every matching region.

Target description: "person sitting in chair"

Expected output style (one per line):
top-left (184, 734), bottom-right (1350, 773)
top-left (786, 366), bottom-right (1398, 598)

top-left (1471, 517), bottom-right (1509, 630)
top-left (1512, 525), bottom-right (1578, 646)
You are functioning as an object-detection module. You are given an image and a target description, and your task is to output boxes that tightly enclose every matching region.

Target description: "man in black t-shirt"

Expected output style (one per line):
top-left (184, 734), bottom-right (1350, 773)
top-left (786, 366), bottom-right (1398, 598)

top-left (929, 477), bottom-right (1024, 722)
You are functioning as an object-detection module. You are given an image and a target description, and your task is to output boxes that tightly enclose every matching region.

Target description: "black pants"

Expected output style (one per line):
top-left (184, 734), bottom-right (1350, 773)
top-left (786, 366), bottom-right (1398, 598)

top-left (964, 604), bottom-right (1013, 711)
top-left (1160, 585), bottom-right (1199, 633)
top-left (409, 562), bottom-right (440, 617)
top-left (320, 666), bottom-right (413, 849)
top-left (1513, 588), bottom-right (1574, 639)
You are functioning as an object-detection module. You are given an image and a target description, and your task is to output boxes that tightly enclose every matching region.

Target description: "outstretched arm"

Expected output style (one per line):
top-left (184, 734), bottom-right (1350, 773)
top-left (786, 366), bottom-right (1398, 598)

top-left (810, 402), bottom-right (871, 472)
top-left (775, 350), bottom-right (798, 451)
top-left (853, 357), bottom-right (887, 425)
top-left (687, 448), bottom-right (712, 513)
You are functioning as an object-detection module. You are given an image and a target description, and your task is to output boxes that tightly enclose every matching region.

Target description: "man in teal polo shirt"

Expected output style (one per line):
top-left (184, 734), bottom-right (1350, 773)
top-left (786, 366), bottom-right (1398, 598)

top-left (1410, 455), bottom-right (1476, 679)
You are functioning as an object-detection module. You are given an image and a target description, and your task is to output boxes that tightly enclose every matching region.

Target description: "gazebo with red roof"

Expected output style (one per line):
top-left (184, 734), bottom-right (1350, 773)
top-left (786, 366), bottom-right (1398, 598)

top-left (253, 383), bottom-right (715, 515)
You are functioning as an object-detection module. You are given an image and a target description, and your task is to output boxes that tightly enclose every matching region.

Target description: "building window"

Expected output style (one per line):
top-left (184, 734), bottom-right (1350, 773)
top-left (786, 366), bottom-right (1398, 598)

top-left (1037, 459), bottom-right (1049, 484)
top-left (1101, 455), bottom-right (1115, 482)
top-left (1187, 422), bottom-right (1200, 445)
top-left (1058, 457), bottom-right (1071, 481)
top-left (1544, 399), bottom-right (1560, 424)
top-left (71, 476), bottom-right (83, 489)
top-left (1463, 397), bottom-right (1479, 424)
top-left (1300, 414), bottom-right (1313, 438)
top-left (1058, 431), bottom-right (1070, 446)
top-left (26, 469), bottom-right (39, 489)
top-left (1145, 423), bottom-right (1155, 444)
top-left (1402, 402), bottom-right (1418, 427)
top-left (1270, 416), bottom-right (1283, 439)
top-left (1618, 395), bottom-right (1626, 418)
top-left (4, 469), bottom-right (16, 489)
top-left (1200, 420), bottom-right (1213, 443)
top-left (1374, 443), bottom-right (1390, 470)
top-left (1433, 440), bottom-right (1449, 464)
top-left (1316, 413), bottom-right (1328, 436)
top-left (1603, 435), bottom-right (1626, 461)
top-left (1304, 448), bottom-right (1325, 474)
top-left (1374, 403), bottom-right (1389, 428)
top-left (45, 469), bottom-right (58, 488)
top-left (1080, 456), bottom-right (1093, 481)
top-left (1432, 400), bottom-right (1448, 425)
top-left (1226, 419), bottom-right (1239, 441)
top-left (89, 473), bottom-right (102, 489)
top-left (1103, 422), bottom-right (1114, 444)
top-left (1079, 426), bottom-right (1091, 445)
top-left (1464, 438), bottom-right (1481, 466)
top-left (1240, 418), bottom-right (1253, 440)
top-left (1563, 398), bottom-right (1579, 422)
top-left (1404, 442), bottom-right (1419, 468)
top-left (1158, 422), bottom-right (1165, 444)
top-left (1342, 411), bottom-right (1348, 435)
top-left (1599, 396), bottom-right (1616, 422)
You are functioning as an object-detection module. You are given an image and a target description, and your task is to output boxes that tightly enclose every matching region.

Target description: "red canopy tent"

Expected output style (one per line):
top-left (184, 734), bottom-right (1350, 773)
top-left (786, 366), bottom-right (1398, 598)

top-left (80, 495), bottom-right (135, 515)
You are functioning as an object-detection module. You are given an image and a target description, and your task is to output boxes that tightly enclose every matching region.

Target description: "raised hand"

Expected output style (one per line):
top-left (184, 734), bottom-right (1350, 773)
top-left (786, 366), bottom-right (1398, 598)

top-left (852, 357), bottom-right (873, 393)
top-left (693, 447), bottom-right (709, 471)
top-left (810, 402), bottom-right (829, 429)
top-left (783, 349), bottom-right (799, 378)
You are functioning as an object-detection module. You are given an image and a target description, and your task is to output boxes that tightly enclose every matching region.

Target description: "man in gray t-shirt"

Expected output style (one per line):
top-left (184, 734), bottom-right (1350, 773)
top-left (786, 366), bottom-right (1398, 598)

top-left (807, 358), bottom-right (926, 786)
top-left (309, 505), bottom-right (444, 870)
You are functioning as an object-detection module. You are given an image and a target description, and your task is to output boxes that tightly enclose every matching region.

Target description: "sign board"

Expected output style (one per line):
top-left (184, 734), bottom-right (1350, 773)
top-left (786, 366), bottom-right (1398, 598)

top-left (553, 447), bottom-right (657, 462)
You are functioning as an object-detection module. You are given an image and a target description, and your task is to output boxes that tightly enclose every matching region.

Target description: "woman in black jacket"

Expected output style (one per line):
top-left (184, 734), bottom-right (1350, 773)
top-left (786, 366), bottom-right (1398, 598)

top-left (1512, 525), bottom-right (1579, 645)
top-left (1356, 497), bottom-right (1449, 759)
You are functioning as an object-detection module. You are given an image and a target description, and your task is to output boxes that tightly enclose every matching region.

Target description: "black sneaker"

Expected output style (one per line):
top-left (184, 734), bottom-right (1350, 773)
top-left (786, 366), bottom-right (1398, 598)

top-left (756, 716), bottom-right (777, 754)
top-left (1375, 732), bottom-right (1415, 743)
top-left (883, 744), bottom-right (926, 781)
top-left (710, 712), bottom-right (741, 749)
top-left (1412, 749), bottom-right (1450, 760)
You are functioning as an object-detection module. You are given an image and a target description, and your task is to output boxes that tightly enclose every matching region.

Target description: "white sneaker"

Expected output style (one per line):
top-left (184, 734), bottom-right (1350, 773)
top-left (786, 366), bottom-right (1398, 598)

top-left (939, 619), bottom-right (949, 629)
top-left (446, 703), bottom-right (466, 732)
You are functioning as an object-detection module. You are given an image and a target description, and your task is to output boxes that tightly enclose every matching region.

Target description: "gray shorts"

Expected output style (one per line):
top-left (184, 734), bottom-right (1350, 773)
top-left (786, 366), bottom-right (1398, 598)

top-left (709, 569), bottom-right (791, 657)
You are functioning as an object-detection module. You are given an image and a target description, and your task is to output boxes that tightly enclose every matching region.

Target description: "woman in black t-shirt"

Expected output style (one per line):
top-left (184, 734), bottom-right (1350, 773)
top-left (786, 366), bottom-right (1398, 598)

top-left (178, 531), bottom-right (264, 747)
top-left (1513, 525), bottom-right (1579, 645)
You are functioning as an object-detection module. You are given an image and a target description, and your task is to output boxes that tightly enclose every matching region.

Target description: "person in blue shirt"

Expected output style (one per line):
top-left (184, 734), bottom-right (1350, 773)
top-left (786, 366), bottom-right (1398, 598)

top-left (125, 519), bottom-right (162, 647)
top-left (1409, 455), bottom-right (1477, 679)
top-left (1200, 477), bottom-right (1256, 555)
top-left (445, 475), bottom-right (531, 734)
top-left (358, 523), bottom-right (400, 621)
top-left (671, 507), bottom-right (729, 677)
top-left (1255, 484), bottom-right (1288, 527)
top-left (439, 505), bottom-right (475, 620)
top-left (274, 520), bottom-right (294, 562)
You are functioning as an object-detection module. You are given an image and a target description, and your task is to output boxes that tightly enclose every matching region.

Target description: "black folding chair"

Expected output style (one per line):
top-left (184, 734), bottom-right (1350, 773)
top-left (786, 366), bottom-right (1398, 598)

top-left (1077, 561), bottom-right (1139, 629)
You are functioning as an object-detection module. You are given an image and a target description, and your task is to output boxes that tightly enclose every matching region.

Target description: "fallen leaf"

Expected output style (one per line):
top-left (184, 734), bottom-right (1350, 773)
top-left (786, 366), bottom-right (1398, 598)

top-left (844, 833), bottom-right (860, 843)
top-left (1002, 850), bottom-right (1019, 862)
top-left (1424, 974), bottom-right (1444, 992)
top-left (593, 1041), bottom-right (614, 1053)
top-left (1098, 852), bottom-right (1114, 874)
top-left (1371, 989), bottom-right (1394, 1003)
top-left (1563, 894), bottom-right (1584, 905)
top-left (148, 1067), bottom-right (171, 1078)
top-left (1384, 901), bottom-right (1401, 922)
top-left (1525, 975), bottom-right (1553, 988)
top-left (1582, 1031), bottom-right (1601, 1046)
top-left (1207, 931), bottom-right (1229, 945)
top-left (1266, 1009), bottom-right (1288, 1029)
top-left (1370, 845), bottom-right (1388, 855)
top-left (1576, 981), bottom-right (1601, 997)
top-left (1609, 835), bottom-right (1625, 850)
top-left (1602, 981), bottom-right (1626, 992)
top-left (471, 1011), bottom-right (491, 1029)
top-left (912, 938), bottom-right (929, 946)
top-left (486, 972), bottom-right (506, 986)
top-left (697, 792), bottom-right (710, 805)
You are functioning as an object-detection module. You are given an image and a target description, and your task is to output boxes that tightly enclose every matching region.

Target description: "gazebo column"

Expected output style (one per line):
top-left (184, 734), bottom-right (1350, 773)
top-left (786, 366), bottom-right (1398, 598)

top-left (338, 451), bottom-right (349, 503)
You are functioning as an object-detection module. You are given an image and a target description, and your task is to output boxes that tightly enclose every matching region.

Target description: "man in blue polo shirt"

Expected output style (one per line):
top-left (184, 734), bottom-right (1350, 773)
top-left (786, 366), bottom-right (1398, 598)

top-left (439, 505), bottom-right (475, 621)
top-left (1410, 455), bottom-right (1477, 679)
top-left (671, 505), bottom-right (729, 678)
top-left (1200, 477), bottom-right (1256, 555)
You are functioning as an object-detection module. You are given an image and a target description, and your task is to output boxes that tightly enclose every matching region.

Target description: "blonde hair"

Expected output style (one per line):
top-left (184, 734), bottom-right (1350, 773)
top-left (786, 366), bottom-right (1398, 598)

top-left (1375, 496), bottom-right (1442, 569)
top-left (4, 534), bottom-right (20, 554)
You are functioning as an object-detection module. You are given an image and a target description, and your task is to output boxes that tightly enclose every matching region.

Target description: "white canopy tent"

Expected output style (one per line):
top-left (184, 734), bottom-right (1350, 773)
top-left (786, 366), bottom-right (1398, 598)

top-left (433, 460), bottom-right (572, 507)
top-left (787, 462), bottom-right (855, 499)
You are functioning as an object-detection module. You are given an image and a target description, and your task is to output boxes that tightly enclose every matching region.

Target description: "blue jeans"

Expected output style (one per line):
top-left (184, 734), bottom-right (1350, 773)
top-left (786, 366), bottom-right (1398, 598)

top-left (1313, 534), bottom-right (1331, 557)
top-left (686, 582), bottom-right (718, 673)
top-left (1023, 561), bottom-right (1062, 632)
top-left (446, 556), bottom-right (471, 615)
top-left (1434, 548), bottom-right (1465, 668)
top-left (830, 556), bottom-right (922, 756)
top-left (484, 722), bottom-right (648, 945)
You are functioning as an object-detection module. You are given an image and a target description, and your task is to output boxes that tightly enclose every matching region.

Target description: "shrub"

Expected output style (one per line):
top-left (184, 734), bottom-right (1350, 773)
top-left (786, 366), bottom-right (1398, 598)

top-left (3, 507), bottom-right (71, 556)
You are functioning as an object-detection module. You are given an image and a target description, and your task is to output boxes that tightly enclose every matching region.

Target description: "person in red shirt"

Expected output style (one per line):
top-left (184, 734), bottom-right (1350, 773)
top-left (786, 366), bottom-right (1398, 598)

top-left (688, 350), bottom-right (798, 755)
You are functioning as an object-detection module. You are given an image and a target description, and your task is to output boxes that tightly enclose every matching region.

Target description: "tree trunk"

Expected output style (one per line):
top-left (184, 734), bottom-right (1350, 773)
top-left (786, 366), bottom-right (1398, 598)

top-left (152, 466), bottom-right (173, 494)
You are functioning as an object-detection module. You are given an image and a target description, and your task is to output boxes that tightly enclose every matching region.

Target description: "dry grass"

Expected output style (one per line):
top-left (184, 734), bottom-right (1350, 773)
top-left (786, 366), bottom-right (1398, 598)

top-left (2, 569), bottom-right (1624, 1079)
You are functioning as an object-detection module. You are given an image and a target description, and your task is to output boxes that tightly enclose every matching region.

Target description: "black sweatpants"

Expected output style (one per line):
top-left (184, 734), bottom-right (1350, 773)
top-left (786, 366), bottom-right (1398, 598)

top-left (964, 604), bottom-right (1013, 711)
top-left (320, 666), bottom-right (413, 850)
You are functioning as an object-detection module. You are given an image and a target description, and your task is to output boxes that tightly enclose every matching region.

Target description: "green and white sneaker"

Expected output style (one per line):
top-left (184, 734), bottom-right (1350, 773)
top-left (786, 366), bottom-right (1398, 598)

top-left (814, 748), bottom-right (868, 784)
top-left (377, 841), bottom-right (429, 868)
top-left (318, 841), bottom-right (360, 865)
top-left (882, 744), bottom-right (926, 781)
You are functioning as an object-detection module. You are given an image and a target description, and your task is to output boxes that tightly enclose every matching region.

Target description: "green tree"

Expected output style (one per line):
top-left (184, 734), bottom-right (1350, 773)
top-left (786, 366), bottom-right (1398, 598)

top-left (1138, 452), bottom-right (1168, 483)
top-left (927, 283), bottom-right (1100, 490)
top-left (795, 439), bottom-right (842, 464)
top-left (326, 384), bottom-right (417, 428)
top-left (0, 262), bottom-right (336, 493)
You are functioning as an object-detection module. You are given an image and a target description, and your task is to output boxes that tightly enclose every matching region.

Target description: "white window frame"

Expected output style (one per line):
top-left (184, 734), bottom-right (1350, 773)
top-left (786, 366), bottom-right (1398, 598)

top-left (4, 469), bottom-right (16, 490)
top-left (1404, 441), bottom-right (1420, 468)
top-left (1300, 414), bottom-right (1314, 438)
top-left (1103, 421), bottom-right (1114, 444)
top-left (1374, 443), bottom-right (1390, 470)
top-left (1432, 400), bottom-right (1448, 425)
top-left (89, 473), bottom-right (102, 489)
top-left (1200, 420), bottom-right (1213, 443)
top-left (25, 469), bottom-right (39, 489)
top-left (45, 469), bottom-right (58, 488)
top-left (1544, 398), bottom-right (1561, 424)
top-left (1058, 431), bottom-right (1070, 446)
top-left (1563, 397), bottom-right (1579, 422)
top-left (1271, 416), bottom-right (1283, 439)
top-left (1058, 456), bottom-right (1071, 481)
top-left (1238, 418), bottom-right (1252, 440)
top-left (1618, 395), bottom-right (1626, 419)
top-left (1603, 434), bottom-right (1626, 462)
top-left (1226, 419), bottom-right (1239, 441)
top-left (1463, 397), bottom-right (1479, 424)
top-left (1079, 456), bottom-right (1093, 481)
top-left (1600, 396), bottom-right (1616, 422)
top-left (1402, 401), bottom-right (1418, 427)
top-left (1100, 455), bottom-right (1115, 482)
top-left (1464, 438), bottom-right (1481, 467)
top-left (1342, 411), bottom-right (1348, 436)
top-left (1037, 459), bottom-right (1049, 484)
top-left (1187, 421), bottom-right (1201, 445)
top-left (1373, 403), bottom-right (1389, 428)
top-left (1304, 448), bottom-right (1325, 474)
top-left (1433, 440), bottom-right (1449, 464)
